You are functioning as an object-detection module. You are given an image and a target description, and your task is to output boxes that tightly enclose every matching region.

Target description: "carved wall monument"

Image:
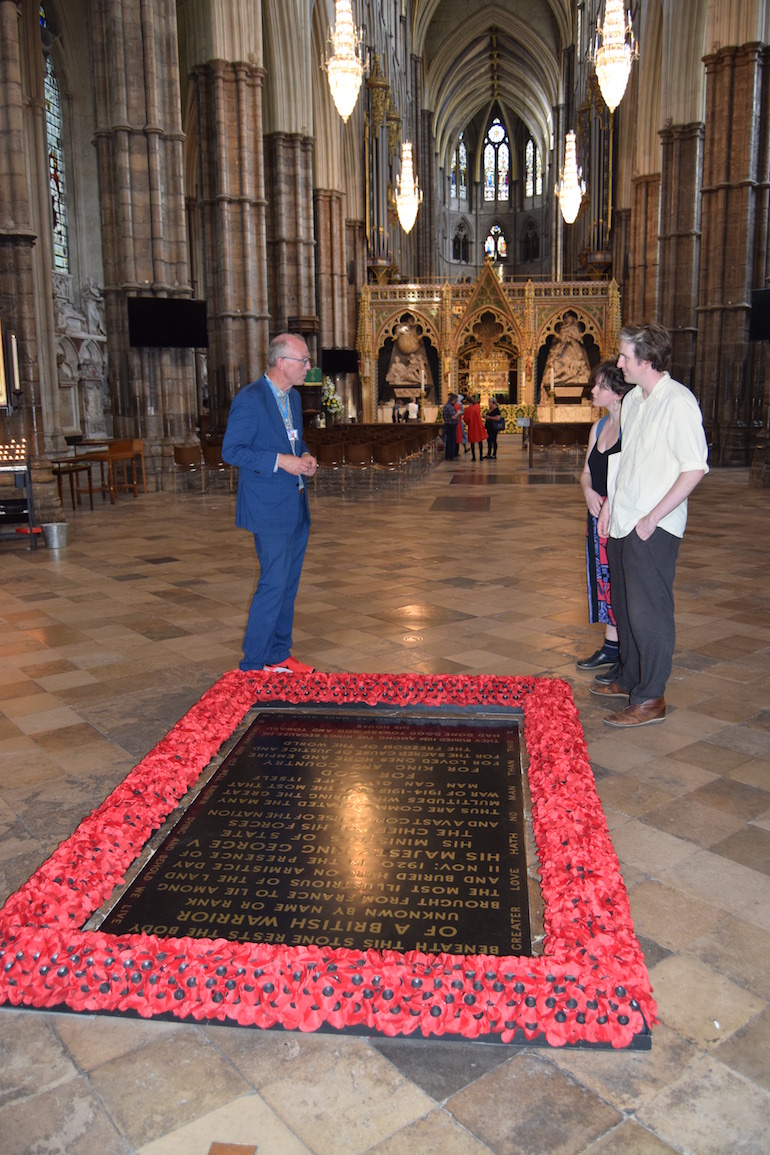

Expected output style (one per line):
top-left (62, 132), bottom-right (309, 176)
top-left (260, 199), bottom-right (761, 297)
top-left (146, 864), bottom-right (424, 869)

top-left (358, 262), bottom-right (619, 420)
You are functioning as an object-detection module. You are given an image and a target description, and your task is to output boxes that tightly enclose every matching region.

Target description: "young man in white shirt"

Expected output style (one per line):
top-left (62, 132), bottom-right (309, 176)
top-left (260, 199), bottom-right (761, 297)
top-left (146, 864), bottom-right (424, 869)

top-left (590, 321), bottom-right (709, 727)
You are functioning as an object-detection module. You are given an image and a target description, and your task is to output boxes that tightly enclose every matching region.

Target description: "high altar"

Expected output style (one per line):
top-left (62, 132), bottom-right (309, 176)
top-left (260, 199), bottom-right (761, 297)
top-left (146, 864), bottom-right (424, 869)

top-left (356, 262), bottom-right (621, 423)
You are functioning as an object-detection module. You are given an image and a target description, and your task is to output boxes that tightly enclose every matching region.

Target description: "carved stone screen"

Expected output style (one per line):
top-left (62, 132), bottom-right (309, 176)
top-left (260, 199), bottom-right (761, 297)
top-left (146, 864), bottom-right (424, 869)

top-left (101, 708), bottom-right (531, 958)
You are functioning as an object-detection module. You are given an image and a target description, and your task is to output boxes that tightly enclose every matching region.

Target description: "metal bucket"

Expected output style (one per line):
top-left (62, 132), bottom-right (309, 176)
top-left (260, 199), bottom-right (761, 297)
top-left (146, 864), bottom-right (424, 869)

top-left (41, 522), bottom-right (69, 549)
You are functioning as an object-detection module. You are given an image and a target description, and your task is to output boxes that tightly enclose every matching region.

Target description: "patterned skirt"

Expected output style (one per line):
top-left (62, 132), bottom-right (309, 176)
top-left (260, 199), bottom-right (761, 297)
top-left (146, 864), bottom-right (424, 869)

top-left (586, 511), bottom-right (616, 626)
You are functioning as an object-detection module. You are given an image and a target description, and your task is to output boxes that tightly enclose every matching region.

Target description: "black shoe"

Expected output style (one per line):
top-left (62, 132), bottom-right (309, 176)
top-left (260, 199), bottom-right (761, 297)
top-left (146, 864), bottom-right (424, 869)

top-left (576, 647), bottom-right (618, 669)
top-left (593, 662), bottom-right (622, 685)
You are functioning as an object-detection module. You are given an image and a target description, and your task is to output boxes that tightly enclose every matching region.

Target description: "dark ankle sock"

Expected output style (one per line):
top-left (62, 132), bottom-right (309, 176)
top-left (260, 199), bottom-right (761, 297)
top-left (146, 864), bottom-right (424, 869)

top-left (603, 639), bottom-right (619, 656)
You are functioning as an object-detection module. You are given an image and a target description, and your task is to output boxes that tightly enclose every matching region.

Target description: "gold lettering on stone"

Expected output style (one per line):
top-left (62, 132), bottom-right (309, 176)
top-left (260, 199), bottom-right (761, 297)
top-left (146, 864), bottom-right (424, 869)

top-left (101, 712), bottom-right (530, 955)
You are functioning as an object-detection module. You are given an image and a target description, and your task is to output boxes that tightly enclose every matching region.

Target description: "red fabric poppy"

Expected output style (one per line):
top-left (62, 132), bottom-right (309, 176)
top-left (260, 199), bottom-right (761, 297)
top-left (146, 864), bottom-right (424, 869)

top-left (0, 672), bottom-right (656, 1047)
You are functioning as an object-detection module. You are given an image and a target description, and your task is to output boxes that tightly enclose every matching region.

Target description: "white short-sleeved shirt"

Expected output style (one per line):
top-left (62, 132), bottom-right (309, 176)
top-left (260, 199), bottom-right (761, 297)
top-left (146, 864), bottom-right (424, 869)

top-left (608, 373), bottom-right (709, 539)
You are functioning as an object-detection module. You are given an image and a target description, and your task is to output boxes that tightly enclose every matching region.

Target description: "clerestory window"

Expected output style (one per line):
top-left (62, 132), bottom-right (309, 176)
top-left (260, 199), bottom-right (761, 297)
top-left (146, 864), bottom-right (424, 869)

top-left (525, 138), bottom-right (543, 199)
top-left (450, 133), bottom-right (468, 201)
top-left (483, 118), bottom-right (509, 203)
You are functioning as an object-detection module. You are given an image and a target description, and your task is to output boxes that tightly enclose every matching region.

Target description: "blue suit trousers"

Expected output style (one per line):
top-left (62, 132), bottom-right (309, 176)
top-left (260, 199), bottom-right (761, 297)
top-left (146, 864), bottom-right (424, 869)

top-left (240, 501), bottom-right (310, 671)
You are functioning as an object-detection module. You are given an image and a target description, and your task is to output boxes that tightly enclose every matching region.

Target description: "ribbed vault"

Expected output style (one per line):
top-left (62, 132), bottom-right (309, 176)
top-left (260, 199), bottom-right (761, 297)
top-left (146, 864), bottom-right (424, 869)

top-left (413, 0), bottom-right (571, 163)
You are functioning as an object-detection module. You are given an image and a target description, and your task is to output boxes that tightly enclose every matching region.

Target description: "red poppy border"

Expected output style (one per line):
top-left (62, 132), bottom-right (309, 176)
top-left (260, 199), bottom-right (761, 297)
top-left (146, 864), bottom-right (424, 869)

top-left (0, 672), bottom-right (655, 1047)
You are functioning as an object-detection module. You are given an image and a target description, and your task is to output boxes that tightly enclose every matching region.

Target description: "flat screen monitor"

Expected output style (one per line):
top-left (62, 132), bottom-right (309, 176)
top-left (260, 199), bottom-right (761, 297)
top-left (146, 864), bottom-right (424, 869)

top-left (749, 288), bottom-right (770, 341)
top-left (127, 297), bottom-right (208, 348)
top-left (321, 348), bottom-right (359, 375)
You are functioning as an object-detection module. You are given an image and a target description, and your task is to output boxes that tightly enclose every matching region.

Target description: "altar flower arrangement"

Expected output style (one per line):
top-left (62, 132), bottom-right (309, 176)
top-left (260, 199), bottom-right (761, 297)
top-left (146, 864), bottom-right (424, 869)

top-left (322, 377), bottom-right (344, 423)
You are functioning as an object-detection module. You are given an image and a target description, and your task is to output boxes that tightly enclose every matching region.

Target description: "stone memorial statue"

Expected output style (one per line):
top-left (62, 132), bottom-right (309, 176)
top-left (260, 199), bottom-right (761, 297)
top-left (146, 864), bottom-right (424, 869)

top-left (542, 312), bottom-right (591, 386)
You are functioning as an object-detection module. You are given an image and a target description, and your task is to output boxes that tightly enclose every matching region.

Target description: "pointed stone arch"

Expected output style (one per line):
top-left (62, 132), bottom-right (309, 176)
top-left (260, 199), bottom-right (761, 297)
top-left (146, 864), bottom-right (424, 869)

top-left (372, 309), bottom-right (443, 412)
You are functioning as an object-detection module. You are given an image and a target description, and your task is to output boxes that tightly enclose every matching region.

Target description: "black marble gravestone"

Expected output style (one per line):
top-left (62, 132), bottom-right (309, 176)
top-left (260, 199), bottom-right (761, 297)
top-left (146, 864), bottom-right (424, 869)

top-left (101, 707), bottom-right (531, 957)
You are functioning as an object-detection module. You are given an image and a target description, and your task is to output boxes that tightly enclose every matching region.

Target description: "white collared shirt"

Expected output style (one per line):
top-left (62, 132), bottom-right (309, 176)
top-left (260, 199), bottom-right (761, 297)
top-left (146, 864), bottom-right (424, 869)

top-left (608, 373), bottom-right (709, 539)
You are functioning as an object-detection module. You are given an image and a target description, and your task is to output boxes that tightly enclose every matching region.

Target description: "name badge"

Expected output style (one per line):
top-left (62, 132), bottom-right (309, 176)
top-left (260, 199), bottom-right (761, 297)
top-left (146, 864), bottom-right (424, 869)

top-left (288, 429), bottom-right (299, 442)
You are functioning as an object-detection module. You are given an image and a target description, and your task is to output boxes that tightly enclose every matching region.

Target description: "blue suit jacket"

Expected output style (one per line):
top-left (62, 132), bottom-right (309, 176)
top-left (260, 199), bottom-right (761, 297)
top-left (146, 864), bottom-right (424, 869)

top-left (222, 375), bottom-right (310, 534)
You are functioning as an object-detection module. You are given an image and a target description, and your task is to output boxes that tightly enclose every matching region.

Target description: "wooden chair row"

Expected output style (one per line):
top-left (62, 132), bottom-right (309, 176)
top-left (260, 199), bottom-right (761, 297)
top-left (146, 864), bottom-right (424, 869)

top-left (171, 443), bottom-right (236, 491)
top-left (169, 424), bottom-right (441, 495)
top-left (312, 435), bottom-right (432, 495)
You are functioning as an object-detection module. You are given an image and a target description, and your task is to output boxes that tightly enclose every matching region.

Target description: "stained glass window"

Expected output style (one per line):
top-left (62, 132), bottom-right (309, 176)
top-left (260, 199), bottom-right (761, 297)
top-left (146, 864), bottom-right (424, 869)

top-left (485, 224), bottom-right (507, 261)
top-left (451, 134), bottom-right (468, 201)
top-left (483, 118), bottom-right (509, 203)
top-left (458, 136), bottom-right (467, 200)
top-left (525, 137), bottom-right (543, 199)
top-left (497, 143), bottom-right (509, 200)
top-left (484, 143), bottom-right (495, 201)
top-left (41, 7), bottom-right (69, 272)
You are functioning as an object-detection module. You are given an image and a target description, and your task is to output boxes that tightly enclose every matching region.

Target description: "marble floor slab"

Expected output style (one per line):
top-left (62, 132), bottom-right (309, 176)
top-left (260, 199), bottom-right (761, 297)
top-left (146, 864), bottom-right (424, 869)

top-left (0, 441), bottom-right (768, 1154)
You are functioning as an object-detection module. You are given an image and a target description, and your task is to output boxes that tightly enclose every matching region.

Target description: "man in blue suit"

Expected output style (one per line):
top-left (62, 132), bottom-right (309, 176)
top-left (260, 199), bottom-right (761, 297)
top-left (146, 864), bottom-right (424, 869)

top-left (222, 333), bottom-right (318, 673)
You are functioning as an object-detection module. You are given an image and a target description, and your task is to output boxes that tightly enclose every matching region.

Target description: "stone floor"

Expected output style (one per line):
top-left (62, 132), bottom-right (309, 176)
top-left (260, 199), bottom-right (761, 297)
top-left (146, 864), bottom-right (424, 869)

top-left (0, 437), bottom-right (769, 1155)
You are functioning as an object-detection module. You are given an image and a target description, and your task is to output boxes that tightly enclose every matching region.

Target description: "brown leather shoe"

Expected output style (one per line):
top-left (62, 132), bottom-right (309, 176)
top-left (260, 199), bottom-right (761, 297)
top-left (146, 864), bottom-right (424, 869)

top-left (603, 698), bottom-right (666, 727)
top-left (589, 681), bottom-right (629, 698)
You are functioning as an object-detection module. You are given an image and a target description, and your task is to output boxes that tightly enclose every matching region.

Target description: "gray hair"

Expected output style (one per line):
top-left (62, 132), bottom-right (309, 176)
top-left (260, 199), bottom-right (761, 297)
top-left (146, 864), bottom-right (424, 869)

top-left (267, 333), bottom-right (306, 367)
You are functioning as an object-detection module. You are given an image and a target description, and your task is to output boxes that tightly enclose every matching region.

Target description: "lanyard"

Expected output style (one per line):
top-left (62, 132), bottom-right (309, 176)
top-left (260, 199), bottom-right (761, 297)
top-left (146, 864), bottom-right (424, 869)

top-left (267, 379), bottom-right (304, 490)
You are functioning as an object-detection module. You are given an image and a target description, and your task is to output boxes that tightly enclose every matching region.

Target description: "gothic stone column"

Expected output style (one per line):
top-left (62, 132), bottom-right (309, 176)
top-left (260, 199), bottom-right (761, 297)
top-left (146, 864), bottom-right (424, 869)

top-left (625, 174), bottom-right (661, 324)
top-left (314, 189), bottom-right (347, 352)
top-left (90, 0), bottom-right (196, 478)
top-left (192, 59), bottom-right (269, 419)
top-left (696, 44), bottom-right (769, 465)
top-left (658, 122), bottom-right (704, 390)
top-left (264, 132), bottom-right (317, 346)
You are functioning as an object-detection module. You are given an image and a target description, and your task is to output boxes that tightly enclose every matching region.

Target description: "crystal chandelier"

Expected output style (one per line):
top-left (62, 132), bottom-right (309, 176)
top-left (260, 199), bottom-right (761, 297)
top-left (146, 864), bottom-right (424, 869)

top-left (594, 0), bottom-right (638, 113)
top-left (323, 0), bottom-right (367, 122)
top-left (395, 141), bottom-right (423, 233)
top-left (555, 131), bottom-right (586, 224)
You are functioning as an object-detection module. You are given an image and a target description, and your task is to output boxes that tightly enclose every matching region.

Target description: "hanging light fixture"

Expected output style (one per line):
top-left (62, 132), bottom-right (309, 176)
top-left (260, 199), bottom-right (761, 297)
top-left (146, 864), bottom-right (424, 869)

top-left (594, 0), bottom-right (638, 113)
top-left (395, 141), bottom-right (423, 233)
top-left (322, 0), bottom-right (367, 122)
top-left (555, 131), bottom-right (586, 224)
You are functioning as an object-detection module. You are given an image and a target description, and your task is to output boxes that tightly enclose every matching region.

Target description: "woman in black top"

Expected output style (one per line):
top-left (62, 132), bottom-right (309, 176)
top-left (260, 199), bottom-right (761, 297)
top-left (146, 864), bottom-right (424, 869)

top-left (577, 362), bottom-right (631, 673)
top-left (484, 397), bottom-right (503, 458)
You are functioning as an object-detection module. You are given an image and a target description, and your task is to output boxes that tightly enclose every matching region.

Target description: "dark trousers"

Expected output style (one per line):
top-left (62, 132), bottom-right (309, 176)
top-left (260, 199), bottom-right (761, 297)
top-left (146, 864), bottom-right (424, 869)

top-left (486, 428), bottom-right (499, 456)
top-left (607, 528), bottom-right (680, 703)
top-left (444, 426), bottom-right (459, 459)
top-left (240, 505), bottom-right (310, 670)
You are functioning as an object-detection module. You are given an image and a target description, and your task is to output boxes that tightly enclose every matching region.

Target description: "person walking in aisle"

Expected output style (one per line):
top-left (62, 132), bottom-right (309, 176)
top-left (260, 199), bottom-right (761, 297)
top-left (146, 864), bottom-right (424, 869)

top-left (462, 395), bottom-right (488, 461)
top-left (576, 362), bottom-right (631, 677)
top-left (442, 393), bottom-right (460, 459)
top-left (222, 333), bottom-right (318, 674)
top-left (457, 392), bottom-right (470, 453)
top-left (590, 321), bottom-right (708, 727)
top-left (484, 397), bottom-right (503, 458)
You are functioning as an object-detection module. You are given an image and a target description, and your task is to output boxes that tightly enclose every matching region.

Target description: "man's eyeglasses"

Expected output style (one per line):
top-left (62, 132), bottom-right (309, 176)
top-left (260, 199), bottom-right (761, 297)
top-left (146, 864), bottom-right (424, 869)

top-left (282, 356), bottom-right (312, 366)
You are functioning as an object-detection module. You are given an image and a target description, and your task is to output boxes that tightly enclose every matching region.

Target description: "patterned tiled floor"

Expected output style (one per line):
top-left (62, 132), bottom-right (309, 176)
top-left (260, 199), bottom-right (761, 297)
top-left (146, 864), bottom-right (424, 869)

top-left (1, 439), bottom-right (769, 1154)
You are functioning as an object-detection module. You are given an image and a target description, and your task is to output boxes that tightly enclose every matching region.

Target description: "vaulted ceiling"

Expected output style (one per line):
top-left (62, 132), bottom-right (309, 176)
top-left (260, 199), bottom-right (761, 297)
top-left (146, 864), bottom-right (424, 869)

top-left (412, 0), bottom-right (574, 163)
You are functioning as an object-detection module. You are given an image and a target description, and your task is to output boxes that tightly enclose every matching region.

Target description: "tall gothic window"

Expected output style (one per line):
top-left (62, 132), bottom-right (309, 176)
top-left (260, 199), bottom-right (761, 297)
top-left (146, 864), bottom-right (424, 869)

top-left (450, 133), bottom-right (468, 201)
top-left (483, 118), bottom-right (509, 203)
top-left (452, 225), bottom-right (470, 263)
top-left (522, 218), bottom-right (540, 263)
top-left (484, 224), bottom-right (507, 261)
top-left (525, 138), bottom-right (543, 199)
top-left (41, 6), bottom-right (69, 272)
